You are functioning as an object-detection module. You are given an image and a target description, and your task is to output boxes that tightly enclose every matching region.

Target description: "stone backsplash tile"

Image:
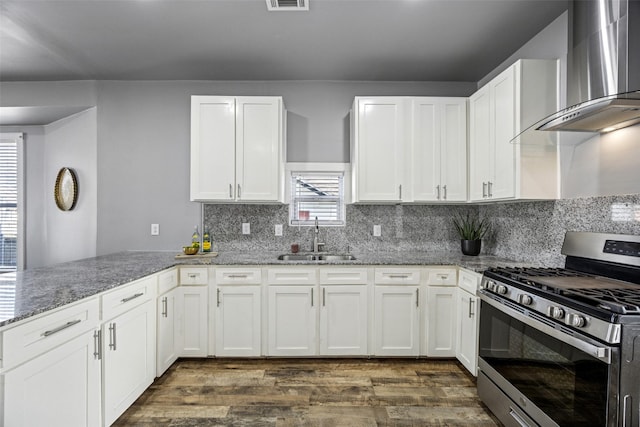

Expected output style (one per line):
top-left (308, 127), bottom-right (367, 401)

top-left (203, 193), bottom-right (640, 267)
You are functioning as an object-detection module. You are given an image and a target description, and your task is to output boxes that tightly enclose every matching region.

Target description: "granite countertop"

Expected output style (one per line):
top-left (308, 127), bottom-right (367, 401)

top-left (0, 250), bottom-right (533, 328)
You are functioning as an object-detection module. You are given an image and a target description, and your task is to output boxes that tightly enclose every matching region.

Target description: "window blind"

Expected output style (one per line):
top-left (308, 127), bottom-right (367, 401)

top-left (0, 135), bottom-right (18, 272)
top-left (290, 172), bottom-right (345, 226)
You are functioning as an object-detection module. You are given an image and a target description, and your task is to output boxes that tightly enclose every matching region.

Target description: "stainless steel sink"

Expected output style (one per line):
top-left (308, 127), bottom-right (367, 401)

top-left (318, 254), bottom-right (357, 261)
top-left (277, 254), bottom-right (317, 261)
top-left (276, 253), bottom-right (356, 262)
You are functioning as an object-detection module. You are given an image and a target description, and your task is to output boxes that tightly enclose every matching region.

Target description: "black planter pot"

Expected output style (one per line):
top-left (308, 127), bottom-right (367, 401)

top-left (461, 239), bottom-right (482, 256)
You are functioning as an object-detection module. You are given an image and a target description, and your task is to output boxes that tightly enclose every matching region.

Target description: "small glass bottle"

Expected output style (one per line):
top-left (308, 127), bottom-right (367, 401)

top-left (202, 227), bottom-right (211, 253)
top-left (191, 225), bottom-right (201, 250)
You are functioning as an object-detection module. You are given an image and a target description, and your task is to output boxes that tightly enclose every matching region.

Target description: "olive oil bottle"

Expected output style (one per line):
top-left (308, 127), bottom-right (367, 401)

top-left (202, 227), bottom-right (212, 253)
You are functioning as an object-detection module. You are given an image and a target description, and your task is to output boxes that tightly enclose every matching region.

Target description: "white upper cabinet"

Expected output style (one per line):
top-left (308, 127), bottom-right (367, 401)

top-left (411, 98), bottom-right (467, 202)
top-left (190, 96), bottom-right (286, 203)
top-left (469, 59), bottom-right (559, 202)
top-left (351, 97), bottom-right (407, 203)
top-left (351, 96), bottom-right (467, 203)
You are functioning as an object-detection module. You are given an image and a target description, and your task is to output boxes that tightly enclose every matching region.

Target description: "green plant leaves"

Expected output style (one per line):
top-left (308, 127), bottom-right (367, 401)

top-left (452, 213), bottom-right (490, 240)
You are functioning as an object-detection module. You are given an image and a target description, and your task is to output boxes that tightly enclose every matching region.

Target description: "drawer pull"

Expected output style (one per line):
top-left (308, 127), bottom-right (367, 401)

top-left (228, 274), bottom-right (248, 279)
top-left (188, 273), bottom-right (199, 279)
top-left (121, 292), bottom-right (144, 303)
top-left (437, 274), bottom-right (449, 279)
top-left (387, 274), bottom-right (409, 279)
top-left (42, 319), bottom-right (81, 337)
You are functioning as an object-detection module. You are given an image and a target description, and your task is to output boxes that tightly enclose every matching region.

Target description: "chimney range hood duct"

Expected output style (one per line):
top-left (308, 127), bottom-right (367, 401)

top-left (536, 0), bottom-right (640, 134)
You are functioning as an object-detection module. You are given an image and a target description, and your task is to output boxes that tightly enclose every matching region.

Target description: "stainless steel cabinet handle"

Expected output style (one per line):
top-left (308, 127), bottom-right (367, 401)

top-left (311, 288), bottom-right (314, 307)
top-left (188, 273), bottom-right (199, 279)
top-left (229, 184), bottom-right (233, 198)
top-left (388, 274), bottom-right (409, 279)
top-left (109, 323), bottom-right (117, 351)
top-left (217, 288), bottom-right (221, 307)
top-left (162, 297), bottom-right (168, 317)
top-left (121, 292), bottom-right (144, 303)
top-left (437, 274), bottom-right (449, 279)
top-left (399, 185), bottom-right (402, 200)
top-left (237, 184), bottom-right (241, 199)
top-left (436, 185), bottom-right (441, 200)
top-left (443, 185), bottom-right (447, 200)
top-left (42, 319), bottom-right (81, 337)
top-left (482, 182), bottom-right (487, 198)
top-left (93, 330), bottom-right (102, 360)
top-left (488, 181), bottom-right (493, 198)
top-left (228, 274), bottom-right (248, 279)
top-left (468, 299), bottom-right (475, 318)
top-left (416, 288), bottom-right (420, 307)
top-left (322, 288), bottom-right (326, 307)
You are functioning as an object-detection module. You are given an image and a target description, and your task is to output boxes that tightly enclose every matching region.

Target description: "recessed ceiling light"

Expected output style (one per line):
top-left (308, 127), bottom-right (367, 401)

top-left (266, 0), bottom-right (309, 12)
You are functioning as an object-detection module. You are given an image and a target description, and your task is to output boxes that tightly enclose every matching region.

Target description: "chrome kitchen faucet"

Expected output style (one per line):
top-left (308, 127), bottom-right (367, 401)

top-left (313, 216), bottom-right (325, 253)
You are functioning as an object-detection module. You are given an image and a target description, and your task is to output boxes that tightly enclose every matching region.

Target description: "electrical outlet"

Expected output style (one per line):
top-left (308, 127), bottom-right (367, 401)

top-left (242, 223), bottom-right (251, 235)
top-left (151, 223), bottom-right (160, 236)
top-left (373, 224), bottom-right (382, 237)
top-left (275, 224), bottom-right (283, 236)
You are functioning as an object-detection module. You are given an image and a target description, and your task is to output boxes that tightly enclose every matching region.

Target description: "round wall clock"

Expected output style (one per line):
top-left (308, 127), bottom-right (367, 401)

top-left (54, 167), bottom-right (78, 211)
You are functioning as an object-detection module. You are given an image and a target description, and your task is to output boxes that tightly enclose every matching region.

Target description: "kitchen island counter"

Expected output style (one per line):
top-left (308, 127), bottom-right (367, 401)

top-left (0, 250), bottom-right (535, 328)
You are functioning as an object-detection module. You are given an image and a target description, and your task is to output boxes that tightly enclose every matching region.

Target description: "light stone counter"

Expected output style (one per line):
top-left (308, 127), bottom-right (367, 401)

top-left (0, 250), bottom-right (534, 328)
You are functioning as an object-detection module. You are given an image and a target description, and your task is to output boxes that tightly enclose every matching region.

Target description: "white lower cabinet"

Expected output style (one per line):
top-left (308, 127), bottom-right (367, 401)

top-left (268, 285), bottom-right (318, 356)
top-left (2, 327), bottom-right (101, 427)
top-left (320, 285), bottom-right (368, 355)
top-left (102, 298), bottom-right (156, 426)
top-left (176, 286), bottom-right (208, 357)
top-left (156, 287), bottom-right (179, 376)
top-left (215, 285), bottom-right (262, 356)
top-left (456, 269), bottom-right (481, 376)
top-left (426, 286), bottom-right (457, 357)
top-left (373, 285), bottom-right (420, 356)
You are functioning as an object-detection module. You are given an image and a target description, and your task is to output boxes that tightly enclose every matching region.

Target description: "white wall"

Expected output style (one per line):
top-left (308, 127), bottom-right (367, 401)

top-left (43, 108), bottom-right (97, 265)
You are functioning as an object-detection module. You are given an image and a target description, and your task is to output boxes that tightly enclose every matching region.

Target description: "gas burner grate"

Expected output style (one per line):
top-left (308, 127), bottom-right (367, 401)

top-left (563, 288), bottom-right (640, 314)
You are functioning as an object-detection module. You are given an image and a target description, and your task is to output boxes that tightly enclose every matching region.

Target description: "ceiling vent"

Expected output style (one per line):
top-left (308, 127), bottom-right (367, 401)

top-left (266, 0), bottom-right (309, 11)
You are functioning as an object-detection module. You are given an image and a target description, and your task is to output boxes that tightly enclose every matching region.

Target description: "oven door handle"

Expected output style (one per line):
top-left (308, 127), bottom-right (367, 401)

top-left (479, 292), bottom-right (614, 364)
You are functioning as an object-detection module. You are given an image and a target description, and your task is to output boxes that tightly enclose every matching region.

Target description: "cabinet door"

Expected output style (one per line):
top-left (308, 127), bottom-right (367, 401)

top-left (268, 286), bottom-right (317, 356)
top-left (411, 98), bottom-right (440, 201)
top-left (491, 66), bottom-right (516, 199)
top-left (157, 288), bottom-right (178, 376)
top-left (215, 286), bottom-right (261, 357)
top-left (320, 285), bottom-right (368, 355)
top-left (176, 286), bottom-right (208, 357)
top-left (373, 286), bottom-right (420, 356)
top-left (354, 98), bottom-right (405, 202)
top-left (103, 300), bottom-right (156, 426)
top-left (236, 97), bottom-right (283, 202)
top-left (190, 96), bottom-right (236, 201)
top-left (469, 87), bottom-right (492, 201)
top-left (440, 99), bottom-right (468, 201)
top-left (456, 289), bottom-right (480, 376)
top-left (2, 331), bottom-right (101, 427)
top-left (426, 286), bottom-right (457, 357)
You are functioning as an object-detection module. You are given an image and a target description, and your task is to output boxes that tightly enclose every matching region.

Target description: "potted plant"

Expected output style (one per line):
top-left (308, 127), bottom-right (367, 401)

top-left (452, 213), bottom-right (490, 256)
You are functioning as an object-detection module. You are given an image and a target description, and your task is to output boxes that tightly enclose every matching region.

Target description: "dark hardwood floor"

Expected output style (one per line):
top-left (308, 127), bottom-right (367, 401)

top-left (113, 358), bottom-right (501, 426)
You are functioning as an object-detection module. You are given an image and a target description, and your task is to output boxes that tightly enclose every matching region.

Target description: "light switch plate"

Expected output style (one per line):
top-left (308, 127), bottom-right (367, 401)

top-left (242, 223), bottom-right (251, 235)
top-left (275, 224), bottom-right (283, 236)
top-left (373, 225), bottom-right (382, 237)
top-left (151, 223), bottom-right (160, 236)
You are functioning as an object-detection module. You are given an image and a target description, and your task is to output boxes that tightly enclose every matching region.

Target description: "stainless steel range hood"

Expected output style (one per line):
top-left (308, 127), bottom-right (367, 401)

top-left (536, 0), bottom-right (640, 134)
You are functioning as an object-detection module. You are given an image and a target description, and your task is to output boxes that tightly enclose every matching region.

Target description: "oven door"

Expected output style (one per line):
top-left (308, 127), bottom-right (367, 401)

top-left (478, 293), bottom-right (619, 427)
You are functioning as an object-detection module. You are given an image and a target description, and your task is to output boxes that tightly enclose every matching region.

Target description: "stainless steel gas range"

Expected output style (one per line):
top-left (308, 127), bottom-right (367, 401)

top-left (478, 232), bottom-right (640, 427)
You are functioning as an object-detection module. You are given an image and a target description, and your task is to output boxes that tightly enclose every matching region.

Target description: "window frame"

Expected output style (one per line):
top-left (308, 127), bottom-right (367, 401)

top-left (286, 163), bottom-right (350, 227)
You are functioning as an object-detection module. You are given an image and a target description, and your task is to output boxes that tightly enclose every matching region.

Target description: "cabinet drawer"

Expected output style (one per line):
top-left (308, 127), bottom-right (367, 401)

top-left (458, 269), bottom-right (481, 294)
top-left (319, 268), bottom-right (369, 285)
top-left (158, 268), bottom-right (178, 295)
top-left (215, 268), bottom-right (262, 285)
top-left (267, 268), bottom-right (317, 285)
top-left (426, 268), bottom-right (457, 286)
top-left (1, 298), bottom-right (99, 370)
top-left (102, 275), bottom-right (155, 321)
top-left (374, 268), bottom-right (421, 285)
top-left (180, 267), bottom-right (209, 285)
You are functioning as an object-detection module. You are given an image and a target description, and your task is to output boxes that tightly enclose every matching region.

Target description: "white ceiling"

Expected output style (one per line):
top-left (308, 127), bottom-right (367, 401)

top-left (0, 0), bottom-right (568, 82)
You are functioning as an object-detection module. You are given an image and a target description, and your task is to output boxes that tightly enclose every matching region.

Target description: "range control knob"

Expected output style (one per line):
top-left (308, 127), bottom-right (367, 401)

top-left (486, 280), bottom-right (496, 291)
top-left (496, 284), bottom-right (508, 295)
top-left (518, 294), bottom-right (533, 306)
top-left (547, 306), bottom-right (565, 320)
top-left (566, 313), bottom-right (587, 328)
